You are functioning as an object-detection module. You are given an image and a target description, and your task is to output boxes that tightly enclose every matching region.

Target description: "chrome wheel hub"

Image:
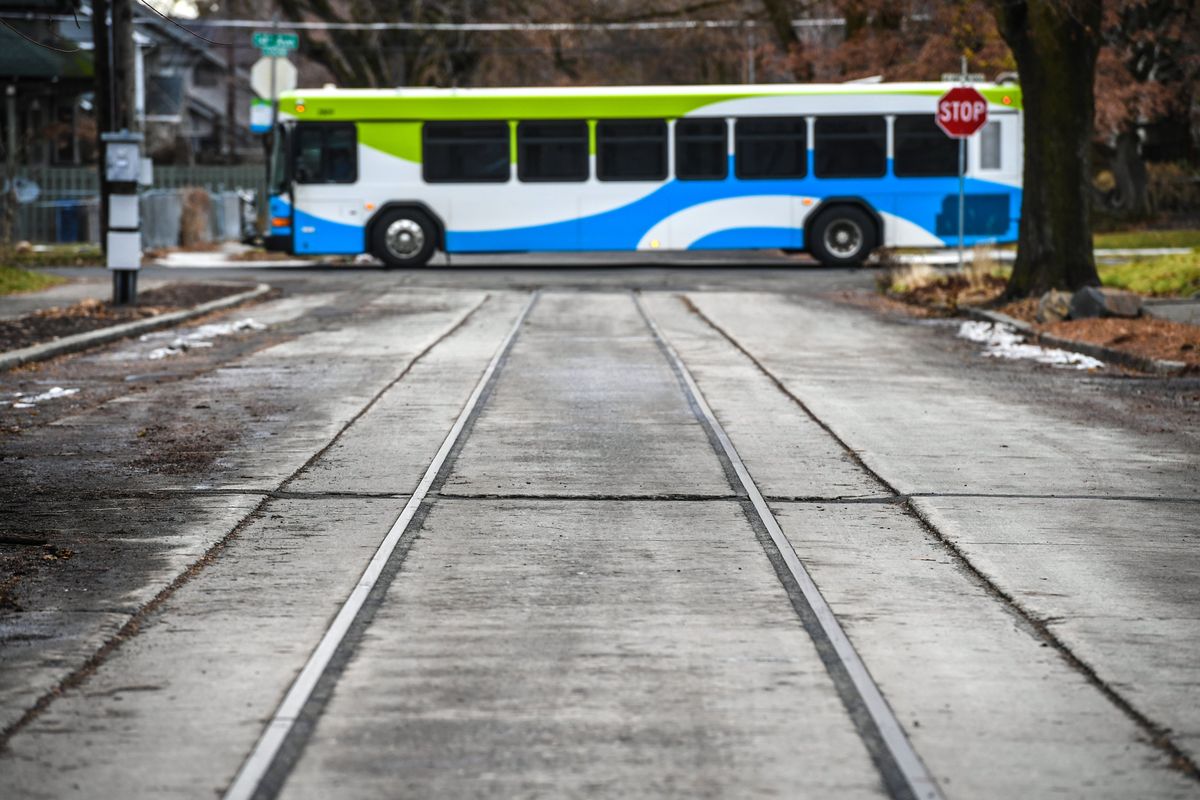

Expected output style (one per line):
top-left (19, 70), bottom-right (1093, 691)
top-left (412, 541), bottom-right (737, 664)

top-left (824, 220), bottom-right (864, 259)
top-left (385, 219), bottom-right (425, 258)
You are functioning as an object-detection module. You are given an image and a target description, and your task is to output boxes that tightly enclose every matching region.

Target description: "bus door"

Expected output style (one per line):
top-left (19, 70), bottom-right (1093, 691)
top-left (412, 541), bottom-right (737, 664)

top-left (291, 123), bottom-right (365, 254)
top-left (264, 124), bottom-right (293, 252)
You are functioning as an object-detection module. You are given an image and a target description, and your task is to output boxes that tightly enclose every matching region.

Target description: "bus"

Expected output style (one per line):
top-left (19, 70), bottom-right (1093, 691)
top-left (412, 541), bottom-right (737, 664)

top-left (263, 82), bottom-right (1022, 268)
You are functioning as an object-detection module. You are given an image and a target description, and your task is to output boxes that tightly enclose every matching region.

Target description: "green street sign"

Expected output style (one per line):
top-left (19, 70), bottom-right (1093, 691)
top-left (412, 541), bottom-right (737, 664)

top-left (252, 32), bottom-right (299, 53)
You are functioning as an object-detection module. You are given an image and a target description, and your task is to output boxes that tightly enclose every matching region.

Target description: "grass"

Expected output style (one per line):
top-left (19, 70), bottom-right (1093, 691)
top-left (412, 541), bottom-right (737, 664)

top-left (0, 265), bottom-right (67, 296)
top-left (8, 244), bottom-right (104, 268)
top-left (1093, 229), bottom-right (1200, 250)
top-left (1100, 251), bottom-right (1200, 297)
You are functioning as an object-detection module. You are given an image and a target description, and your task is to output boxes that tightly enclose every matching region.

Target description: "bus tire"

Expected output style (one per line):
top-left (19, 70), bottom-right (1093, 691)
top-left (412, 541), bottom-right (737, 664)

top-left (371, 208), bottom-right (437, 268)
top-left (809, 206), bottom-right (876, 267)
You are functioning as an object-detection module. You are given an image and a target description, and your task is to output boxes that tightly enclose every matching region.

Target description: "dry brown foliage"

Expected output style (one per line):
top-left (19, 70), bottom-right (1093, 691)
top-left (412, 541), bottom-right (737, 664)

top-left (179, 188), bottom-right (212, 248)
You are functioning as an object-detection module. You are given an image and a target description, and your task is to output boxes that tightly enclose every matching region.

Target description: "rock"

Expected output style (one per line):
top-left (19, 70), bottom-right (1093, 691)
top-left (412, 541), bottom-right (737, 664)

top-left (1068, 286), bottom-right (1142, 319)
top-left (1037, 290), bottom-right (1072, 323)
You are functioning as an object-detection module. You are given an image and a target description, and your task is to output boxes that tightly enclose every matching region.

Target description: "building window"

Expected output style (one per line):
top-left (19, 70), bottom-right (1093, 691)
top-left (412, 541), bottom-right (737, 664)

top-left (518, 120), bottom-right (588, 182)
top-left (814, 116), bottom-right (886, 178)
top-left (735, 117), bottom-right (807, 179)
top-left (193, 65), bottom-right (220, 88)
top-left (294, 123), bottom-right (357, 184)
top-left (597, 119), bottom-right (667, 181)
top-left (675, 118), bottom-right (727, 180)
top-left (423, 121), bottom-right (510, 183)
top-left (893, 115), bottom-right (959, 177)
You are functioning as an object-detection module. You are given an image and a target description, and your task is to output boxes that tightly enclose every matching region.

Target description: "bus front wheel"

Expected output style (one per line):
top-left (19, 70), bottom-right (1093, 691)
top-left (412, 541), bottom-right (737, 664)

top-left (809, 206), bottom-right (876, 267)
top-left (372, 208), bottom-right (437, 268)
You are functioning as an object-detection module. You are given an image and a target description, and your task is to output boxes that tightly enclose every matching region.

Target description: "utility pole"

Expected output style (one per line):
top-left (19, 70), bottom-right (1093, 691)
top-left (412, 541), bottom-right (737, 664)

top-left (4, 85), bottom-right (17, 247)
top-left (93, 0), bottom-right (112, 249)
top-left (225, 34), bottom-right (237, 160)
top-left (104, 0), bottom-right (143, 305)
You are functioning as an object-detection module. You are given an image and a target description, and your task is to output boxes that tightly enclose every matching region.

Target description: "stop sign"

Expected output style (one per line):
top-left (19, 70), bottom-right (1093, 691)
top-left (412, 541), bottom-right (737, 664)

top-left (936, 86), bottom-right (989, 138)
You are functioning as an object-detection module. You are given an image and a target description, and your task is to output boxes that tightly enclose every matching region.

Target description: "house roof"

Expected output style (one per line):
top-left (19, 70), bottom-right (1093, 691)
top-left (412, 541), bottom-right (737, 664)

top-left (0, 23), bottom-right (92, 78)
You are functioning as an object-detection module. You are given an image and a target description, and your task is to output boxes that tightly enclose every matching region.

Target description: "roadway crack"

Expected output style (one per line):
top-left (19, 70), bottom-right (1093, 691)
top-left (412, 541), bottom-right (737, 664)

top-left (680, 293), bottom-right (1200, 782)
top-left (0, 294), bottom-right (490, 750)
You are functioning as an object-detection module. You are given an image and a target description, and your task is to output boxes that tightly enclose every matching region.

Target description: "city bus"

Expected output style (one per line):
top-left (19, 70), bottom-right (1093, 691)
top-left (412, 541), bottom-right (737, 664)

top-left (262, 82), bottom-right (1022, 267)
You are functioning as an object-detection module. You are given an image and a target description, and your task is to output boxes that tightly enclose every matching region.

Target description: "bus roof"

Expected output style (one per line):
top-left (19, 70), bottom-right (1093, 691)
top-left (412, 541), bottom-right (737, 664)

top-left (277, 82), bottom-right (1022, 121)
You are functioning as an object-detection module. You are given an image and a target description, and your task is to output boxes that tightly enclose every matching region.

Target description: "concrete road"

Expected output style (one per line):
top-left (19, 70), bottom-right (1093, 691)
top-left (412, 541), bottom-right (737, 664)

top-left (1, 262), bottom-right (1197, 799)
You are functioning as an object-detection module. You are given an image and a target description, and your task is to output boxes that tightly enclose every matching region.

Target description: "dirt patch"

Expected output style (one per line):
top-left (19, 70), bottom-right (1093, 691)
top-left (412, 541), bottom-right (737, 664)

top-left (829, 289), bottom-right (950, 319)
top-left (0, 283), bottom-right (250, 352)
top-left (229, 249), bottom-right (297, 262)
top-left (1043, 317), bottom-right (1200, 367)
top-left (995, 297), bottom-right (1040, 324)
top-left (993, 298), bottom-right (1200, 368)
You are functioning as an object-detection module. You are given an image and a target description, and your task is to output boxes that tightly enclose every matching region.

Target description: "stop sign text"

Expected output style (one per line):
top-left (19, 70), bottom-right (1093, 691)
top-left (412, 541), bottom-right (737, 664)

top-left (936, 86), bottom-right (989, 138)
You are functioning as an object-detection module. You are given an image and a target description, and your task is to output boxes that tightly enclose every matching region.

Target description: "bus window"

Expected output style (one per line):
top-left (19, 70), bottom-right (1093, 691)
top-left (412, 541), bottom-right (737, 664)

top-left (734, 117), bottom-right (806, 179)
top-left (294, 124), bottom-right (357, 184)
top-left (675, 118), bottom-right (727, 180)
top-left (979, 121), bottom-right (1001, 170)
top-left (597, 120), bottom-right (668, 181)
top-left (518, 120), bottom-right (588, 182)
top-left (424, 121), bottom-right (510, 183)
top-left (814, 116), bottom-right (886, 178)
top-left (893, 115), bottom-right (959, 177)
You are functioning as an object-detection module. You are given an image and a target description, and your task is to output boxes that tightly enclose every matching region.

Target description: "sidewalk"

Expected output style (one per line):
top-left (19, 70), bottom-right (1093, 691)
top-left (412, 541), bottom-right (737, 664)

top-left (154, 241), bottom-right (311, 269)
top-left (892, 246), bottom-right (1193, 266)
top-left (1144, 297), bottom-right (1200, 325)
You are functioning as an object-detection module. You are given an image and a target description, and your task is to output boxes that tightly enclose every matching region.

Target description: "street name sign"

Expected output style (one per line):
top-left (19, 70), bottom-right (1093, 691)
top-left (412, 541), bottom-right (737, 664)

top-left (253, 31), bottom-right (299, 57)
top-left (936, 86), bottom-right (989, 138)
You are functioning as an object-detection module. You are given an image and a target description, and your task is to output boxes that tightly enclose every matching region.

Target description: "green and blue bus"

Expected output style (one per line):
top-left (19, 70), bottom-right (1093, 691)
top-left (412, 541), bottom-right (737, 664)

top-left (264, 82), bottom-right (1022, 267)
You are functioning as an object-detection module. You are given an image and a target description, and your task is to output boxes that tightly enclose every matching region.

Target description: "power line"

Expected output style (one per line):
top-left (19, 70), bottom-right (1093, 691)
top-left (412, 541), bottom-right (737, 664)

top-left (0, 13), bottom-right (864, 33)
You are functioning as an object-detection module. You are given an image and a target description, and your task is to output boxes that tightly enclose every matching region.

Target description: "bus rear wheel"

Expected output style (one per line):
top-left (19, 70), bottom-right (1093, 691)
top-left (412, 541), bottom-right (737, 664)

top-left (372, 208), bottom-right (437, 268)
top-left (809, 206), bottom-right (876, 267)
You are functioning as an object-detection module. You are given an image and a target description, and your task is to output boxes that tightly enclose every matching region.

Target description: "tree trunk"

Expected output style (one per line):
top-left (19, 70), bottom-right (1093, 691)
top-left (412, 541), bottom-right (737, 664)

top-left (1108, 129), bottom-right (1151, 218)
top-left (759, 0), bottom-right (812, 81)
top-left (992, 0), bottom-right (1102, 297)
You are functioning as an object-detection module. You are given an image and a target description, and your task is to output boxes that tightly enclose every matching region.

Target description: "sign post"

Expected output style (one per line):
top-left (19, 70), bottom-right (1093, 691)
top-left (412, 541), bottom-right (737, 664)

top-left (251, 26), bottom-right (299, 133)
top-left (937, 62), bottom-right (989, 269)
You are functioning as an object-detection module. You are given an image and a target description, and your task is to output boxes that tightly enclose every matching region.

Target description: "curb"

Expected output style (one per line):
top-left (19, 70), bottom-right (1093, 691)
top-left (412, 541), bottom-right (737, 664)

top-left (963, 306), bottom-right (1190, 376)
top-left (0, 282), bottom-right (272, 372)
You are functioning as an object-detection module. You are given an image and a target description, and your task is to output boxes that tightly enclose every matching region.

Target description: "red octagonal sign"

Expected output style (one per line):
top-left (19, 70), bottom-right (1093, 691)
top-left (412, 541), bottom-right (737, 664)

top-left (937, 86), bottom-right (989, 138)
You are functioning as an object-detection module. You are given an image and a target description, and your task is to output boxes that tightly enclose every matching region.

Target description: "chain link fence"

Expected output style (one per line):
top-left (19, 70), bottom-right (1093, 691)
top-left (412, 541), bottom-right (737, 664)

top-left (6, 164), bottom-right (265, 246)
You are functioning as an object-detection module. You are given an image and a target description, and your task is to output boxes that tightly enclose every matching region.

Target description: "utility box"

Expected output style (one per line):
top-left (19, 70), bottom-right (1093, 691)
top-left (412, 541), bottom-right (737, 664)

top-left (109, 194), bottom-right (139, 229)
top-left (106, 230), bottom-right (141, 269)
top-left (101, 131), bottom-right (143, 184)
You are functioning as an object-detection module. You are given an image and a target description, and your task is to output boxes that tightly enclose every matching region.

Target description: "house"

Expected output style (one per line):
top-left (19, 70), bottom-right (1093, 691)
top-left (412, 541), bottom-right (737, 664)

top-left (0, 2), bottom-right (262, 167)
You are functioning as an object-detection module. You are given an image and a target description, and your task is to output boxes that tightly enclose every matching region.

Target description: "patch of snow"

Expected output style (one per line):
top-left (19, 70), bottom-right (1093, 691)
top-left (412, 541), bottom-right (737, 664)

top-left (5, 386), bottom-right (80, 408)
top-left (141, 318), bottom-right (266, 360)
top-left (957, 321), bottom-right (1105, 370)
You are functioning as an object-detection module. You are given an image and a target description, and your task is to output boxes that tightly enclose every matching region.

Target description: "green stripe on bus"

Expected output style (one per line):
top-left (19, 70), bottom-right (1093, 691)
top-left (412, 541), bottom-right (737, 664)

top-left (280, 85), bottom-right (1017, 121)
top-left (359, 121), bottom-right (422, 163)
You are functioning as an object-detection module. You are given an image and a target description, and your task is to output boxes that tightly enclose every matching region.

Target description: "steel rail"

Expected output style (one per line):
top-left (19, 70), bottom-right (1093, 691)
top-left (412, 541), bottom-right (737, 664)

top-left (223, 291), bottom-right (538, 800)
top-left (635, 293), bottom-right (943, 800)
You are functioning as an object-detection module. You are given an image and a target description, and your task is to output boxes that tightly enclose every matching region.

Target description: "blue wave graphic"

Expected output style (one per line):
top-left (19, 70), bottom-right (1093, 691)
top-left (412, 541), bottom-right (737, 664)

top-left (283, 155), bottom-right (1020, 255)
